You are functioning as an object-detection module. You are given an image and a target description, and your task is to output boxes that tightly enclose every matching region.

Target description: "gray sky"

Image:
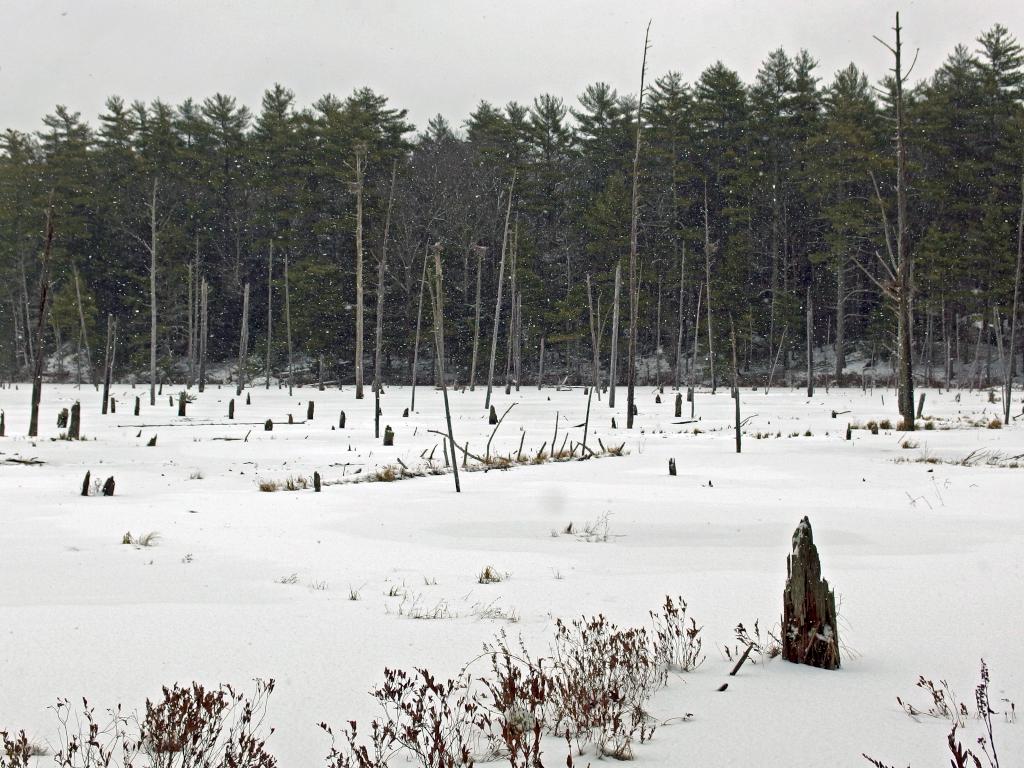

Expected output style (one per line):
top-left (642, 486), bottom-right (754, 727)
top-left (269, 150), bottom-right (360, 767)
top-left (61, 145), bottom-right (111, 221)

top-left (2, 0), bottom-right (1023, 135)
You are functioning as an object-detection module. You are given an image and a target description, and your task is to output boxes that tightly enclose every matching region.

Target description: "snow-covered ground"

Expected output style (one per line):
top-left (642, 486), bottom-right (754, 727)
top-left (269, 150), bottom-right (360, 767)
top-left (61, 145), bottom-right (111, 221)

top-left (1, 381), bottom-right (1021, 766)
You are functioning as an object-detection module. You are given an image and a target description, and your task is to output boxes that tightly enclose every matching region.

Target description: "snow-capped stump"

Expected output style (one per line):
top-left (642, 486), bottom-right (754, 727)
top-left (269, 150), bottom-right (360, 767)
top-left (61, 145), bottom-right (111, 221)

top-left (783, 516), bottom-right (840, 670)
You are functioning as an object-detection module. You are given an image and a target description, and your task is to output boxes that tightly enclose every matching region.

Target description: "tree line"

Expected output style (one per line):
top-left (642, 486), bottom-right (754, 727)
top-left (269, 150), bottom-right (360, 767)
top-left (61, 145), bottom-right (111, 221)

top-left (1, 22), bottom-right (1022, 402)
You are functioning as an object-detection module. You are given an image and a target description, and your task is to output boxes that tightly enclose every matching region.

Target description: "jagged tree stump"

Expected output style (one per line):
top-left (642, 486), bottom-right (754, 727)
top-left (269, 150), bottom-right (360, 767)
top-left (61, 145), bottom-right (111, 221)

top-left (307, 401), bottom-right (315, 420)
top-left (264, 419), bottom-right (273, 431)
top-left (134, 396), bottom-right (140, 416)
top-left (57, 408), bottom-right (69, 428)
top-left (101, 476), bottom-right (115, 496)
top-left (177, 392), bottom-right (187, 417)
top-left (489, 405), bottom-right (498, 425)
top-left (783, 516), bottom-right (840, 669)
top-left (339, 410), bottom-right (346, 429)
top-left (313, 471), bottom-right (321, 492)
top-left (383, 425), bottom-right (394, 446)
top-left (68, 402), bottom-right (81, 440)
top-left (228, 399), bottom-right (235, 419)
top-left (675, 393), bottom-right (682, 418)
top-left (110, 397), bottom-right (116, 413)
top-left (81, 471), bottom-right (91, 496)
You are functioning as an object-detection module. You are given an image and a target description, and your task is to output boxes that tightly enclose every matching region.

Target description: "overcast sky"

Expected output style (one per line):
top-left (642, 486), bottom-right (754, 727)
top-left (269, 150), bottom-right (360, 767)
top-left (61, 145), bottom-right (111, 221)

top-left (3, 0), bottom-right (1023, 136)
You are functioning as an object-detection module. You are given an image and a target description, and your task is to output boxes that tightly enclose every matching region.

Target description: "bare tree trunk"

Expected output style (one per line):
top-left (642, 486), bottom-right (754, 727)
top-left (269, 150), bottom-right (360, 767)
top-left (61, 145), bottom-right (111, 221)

top-left (354, 143), bottom-right (367, 399)
top-left (674, 244), bottom-right (686, 388)
top-left (468, 245), bottom-right (485, 390)
top-left (101, 314), bottom-right (114, 414)
top-left (806, 285), bottom-right (814, 397)
top-left (586, 274), bottom-right (602, 394)
top-left (1005, 169), bottom-right (1024, 424)
top-left (148, 178), bottom-right (159, 406)
top-left (410, 247), bottom-right (428, 412)
top-left (266, 241), bottom-right (273, 389)
top-left (72, 264), bottom-right (94, 389)
top-left (538, 335), bottom-right (545, 389)
top-left (504, 222), bottom-right (518, 395)
top-left (731, 317), bottom-right (740, 454)
top-left (834, 256), bottom-right (846, 378)
top-left (655, 275), bottom-right (663, 387)
top-left (19, 252), bottom-right (34, 369)
top-left (28, 202), bottom-right (55, 438)
top-left (236, 283), bottom-right (250, 396)
top-left (198, 280), bottom-right (208, 393)
top-left (284, 252), bottom-right (292, 396)
top-left (609, 263), bottom-right (621, 408)
top-left (428, 244), bottom-right (460, 493)
top-left (703, 181), bottom-right (716, 393)
top-left (374, 160), bottom-right (397, 393)
top-left (485, 172), bottom-right (516, 410)
top-left (626, 24), bottom-right (650, 429)
top-left (187, 259), bottom-right (195, 388)
top-left (690, 282), bottom-right (703, 416)
top-left (190, 234), bottom-right (200, 388)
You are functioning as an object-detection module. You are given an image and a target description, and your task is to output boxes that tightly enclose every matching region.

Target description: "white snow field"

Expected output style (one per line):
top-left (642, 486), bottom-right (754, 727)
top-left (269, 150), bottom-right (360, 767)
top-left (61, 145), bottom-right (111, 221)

top-left (1, 381), bottom-right (1021, 767)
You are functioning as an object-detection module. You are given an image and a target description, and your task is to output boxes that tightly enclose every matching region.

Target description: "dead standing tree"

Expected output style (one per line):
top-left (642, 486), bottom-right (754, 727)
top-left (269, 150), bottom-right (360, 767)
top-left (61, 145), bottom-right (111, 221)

top-left (609, 262), bottom-right (621, 408)
top-left (485, 172), bottom-right (516, 410)
top-left (468, 244), bottom-right (487, 390)
top-left (265, 241), bottom-right (273, 389)
top-left (353, 141), bottom-right (368, 399)
top-left (626, 22), bottom-right (651, 430)
top-left (28, 199), bottom-right (55, 438)
top-left (373, 160), bottom-right (398, 394)
top-left (236, 283), bottom-right (250, 396)
top-left (1004, 168), bottom-right (1024, 424)
top-left (71, 264), bottom-right (94, 389)
top-left (426, 243), bottom-right (461, 492)
top-left (864, 13), bottom-right (917, 428)
top-left (783, 517), bottom-right (841, 670)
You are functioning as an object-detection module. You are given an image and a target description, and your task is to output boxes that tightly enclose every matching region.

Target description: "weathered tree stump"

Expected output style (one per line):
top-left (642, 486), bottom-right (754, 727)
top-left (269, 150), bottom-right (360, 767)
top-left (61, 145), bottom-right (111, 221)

top-left (675, 393), bottom-right (682, 418)
top-left (177, 392), bottom-right (187, 417)
top-left (655, 394), bottom-right (661, 404)
top-left (313, 471), bottom-right (321, 492)
top-left (916, 392), bottom-right (926, 419)
top-left (101, 476), bottom-right (115, 496)
top-left (339, 410), bottom-right (346, 429)
top-left (489, 405), bottom-right (498, 425)
top-left (81, 470), bottom-right (91, 497)
top-left (147, 434), bottom-right (157, 446)
top-left (110, 397), bottom-right (116, 414)
top-left (668, 458), bottom-right (676, 476)
top-left (68, 402), bottom-right (81, 440)
top-left (845, 423), bottom-right (852, 440)
top-left (611, 417), bottom-right (617, 429)
top-left (288, 413), bottom-right (294, 424)
top-left (383, 425), bottom-right (394, 446)
top-left (307, 401), bottom-right (315, 420)
top-left (168, 395), bottom-right (173, 407)
top-left (402, 408), bottom-right (409, 418)
top-left (57, 408), bottom-right (69, 428)
top-left (134, 396), bottom-right (140, 416)
top-left (246, 392), bottom-right (251, 405)
top-left (0, 410), bottom-right (5, 436)
top-left (631, 404), bottom-right (638, 416)
top-left (228, 399), bottom-right (235, 419)
top-left (783, 517), bottom-right (840, 670)
top-left (264, 419), bottom-right (273, 431)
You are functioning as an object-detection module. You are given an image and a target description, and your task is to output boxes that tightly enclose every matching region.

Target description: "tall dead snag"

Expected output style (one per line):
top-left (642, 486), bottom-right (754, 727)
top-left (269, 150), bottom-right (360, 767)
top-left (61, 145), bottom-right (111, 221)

top-left (353, 142), bottom-right (367, 400)
top-left (236, 283), bottom-right (250, 396)
top-left (28, 200), bottom-right (55, 438)
top-left (674, 244), bottom-right (686, 388)
top-left (504, 220), bottom-right (519, 395)
top-left (486, 172), bottom-right (516, 410)
top-left (730, 317), bottom-right (740, 454)
top-left (198, 279), bottom-right (208, 393)
top-left (783, 517), bottom-right (840, 670)
top-left (374, 160), bottom-right (397, 394)
top-left (869, 13), bottom-right (916, 428)
top-left (427, 243), bottom-right (461, 493)
top-left (468, 245), bottom-right (486, 390)
top-left (189, 234), bottom-right (200, 388)
top-left (806, 285), bottom-right (814, 397)
top-left (609, 263), bottom-right (621, 408)
top-left (703, 182), bottom-right (717, 393)
top-left (72, 265), bottom-right (94, 388)
top-left (147, 178), bottom-right (159, 406)
top-left (586, 274), bottom-right (602, 394)
top-left (265, 241), bottom-right (273, 389)
top-left (283, 252), bottom-right (292, 396)
top-left (1004, 168), bottom-right (1024, 425)
top-left (626, 22), bottom-right (651, 429)
top-left (101, 315), bottom-right (116, 414)
top-left (410, 247), bottom-right (428, 412)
